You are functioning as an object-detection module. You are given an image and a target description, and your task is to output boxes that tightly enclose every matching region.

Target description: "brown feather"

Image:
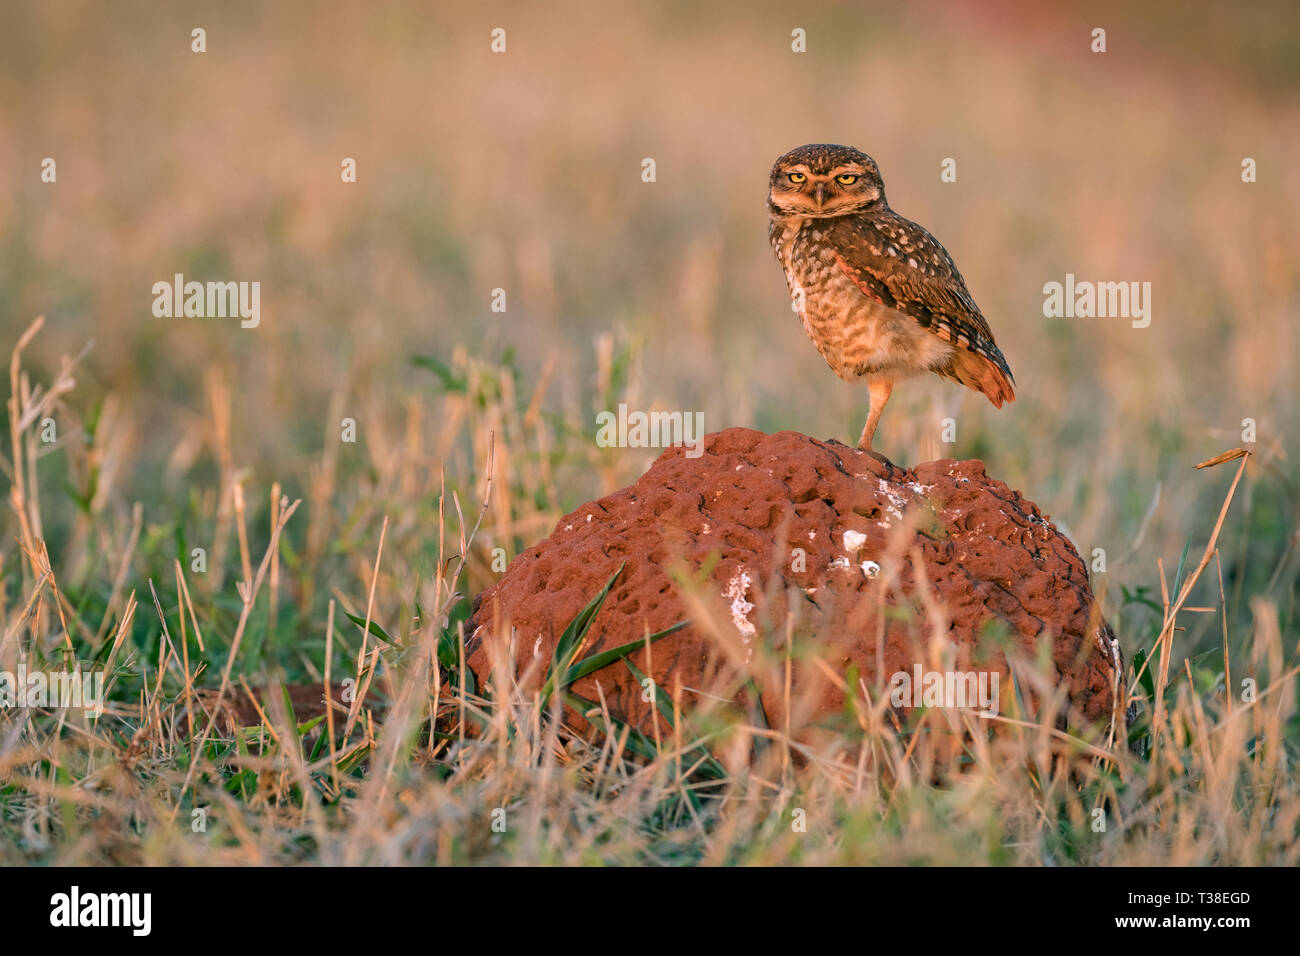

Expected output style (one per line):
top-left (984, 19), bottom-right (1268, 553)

top-left (941, 349), bottom-right (1016, 408)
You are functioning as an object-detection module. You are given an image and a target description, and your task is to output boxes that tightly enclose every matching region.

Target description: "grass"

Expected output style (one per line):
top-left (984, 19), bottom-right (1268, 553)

top-left (1, 315), bottom-right (1297, 865)
top-left (0, 2), bottom-right (1297, 865)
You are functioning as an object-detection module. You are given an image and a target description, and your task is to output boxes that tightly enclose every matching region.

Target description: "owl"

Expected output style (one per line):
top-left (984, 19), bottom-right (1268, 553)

top-left (768, 143), bottom-right (1014, 453)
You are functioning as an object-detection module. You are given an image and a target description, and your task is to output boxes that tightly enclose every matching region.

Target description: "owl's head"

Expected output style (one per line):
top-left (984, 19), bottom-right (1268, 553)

top-left (768, 144), bottom-right (885, 219)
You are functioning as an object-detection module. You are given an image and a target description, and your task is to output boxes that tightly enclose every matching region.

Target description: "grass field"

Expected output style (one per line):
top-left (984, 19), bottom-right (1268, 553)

top-left (1, 1), bottom-right (1297, 864)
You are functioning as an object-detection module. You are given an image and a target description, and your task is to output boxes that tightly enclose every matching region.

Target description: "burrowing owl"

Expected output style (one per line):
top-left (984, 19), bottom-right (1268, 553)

top-left (768, 143), bottom-right (1014, 452)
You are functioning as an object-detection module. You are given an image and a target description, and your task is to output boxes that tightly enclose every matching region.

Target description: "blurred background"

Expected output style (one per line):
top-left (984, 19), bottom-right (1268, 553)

top-left (1, 0), bottom-right (1296, 669)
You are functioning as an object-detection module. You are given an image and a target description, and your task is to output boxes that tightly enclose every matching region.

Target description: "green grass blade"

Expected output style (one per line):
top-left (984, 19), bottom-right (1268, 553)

top-left (622, 656), bottom-right (676, 728)
top-left (538, 562), bottom-right (625, 705)
top-left (343, 612), bottom-right (394, 646)
top-left (562, 620), bottom-right (687, 686)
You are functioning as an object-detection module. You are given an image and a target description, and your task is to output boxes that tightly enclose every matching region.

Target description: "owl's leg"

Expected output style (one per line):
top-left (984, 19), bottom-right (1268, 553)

top-left (857, 377), bottom-right (894, 451)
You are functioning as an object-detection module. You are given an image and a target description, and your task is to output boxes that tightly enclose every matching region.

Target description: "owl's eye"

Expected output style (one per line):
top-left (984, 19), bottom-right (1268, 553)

top-left (787, 172), bottom-right (806, 184)
top-left (836, 174), bottom-right (859, 185)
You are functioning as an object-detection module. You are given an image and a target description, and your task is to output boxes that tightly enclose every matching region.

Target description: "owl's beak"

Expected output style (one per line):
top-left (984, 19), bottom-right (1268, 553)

top-left (812, 182), bottom-right (828, 206)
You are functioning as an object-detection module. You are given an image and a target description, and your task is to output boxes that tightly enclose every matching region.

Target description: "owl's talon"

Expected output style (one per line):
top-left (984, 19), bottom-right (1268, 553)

top-left (859, 448), bottom-right (895, 469)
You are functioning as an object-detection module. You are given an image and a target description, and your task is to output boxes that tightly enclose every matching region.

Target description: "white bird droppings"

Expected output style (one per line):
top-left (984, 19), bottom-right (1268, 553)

top-left (724, 570), bottom-right (756, 643)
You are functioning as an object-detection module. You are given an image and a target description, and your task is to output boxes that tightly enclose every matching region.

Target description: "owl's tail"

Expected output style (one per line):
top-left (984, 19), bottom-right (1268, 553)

top-left (945, 347), bottom-right (1016, 408)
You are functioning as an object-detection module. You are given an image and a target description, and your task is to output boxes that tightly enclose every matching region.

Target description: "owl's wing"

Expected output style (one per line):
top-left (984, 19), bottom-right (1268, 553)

top-left (831, 212), bottom-right (1016, 405)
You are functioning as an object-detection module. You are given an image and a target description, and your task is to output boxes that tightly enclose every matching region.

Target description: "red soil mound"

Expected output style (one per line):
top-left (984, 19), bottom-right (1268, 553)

top-left (468, 428), bottom-right (1123, 742)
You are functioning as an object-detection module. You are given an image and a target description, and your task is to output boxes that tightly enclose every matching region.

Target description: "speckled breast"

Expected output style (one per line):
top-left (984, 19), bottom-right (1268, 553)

top-left (771, 217), bottom-right (947, 381)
